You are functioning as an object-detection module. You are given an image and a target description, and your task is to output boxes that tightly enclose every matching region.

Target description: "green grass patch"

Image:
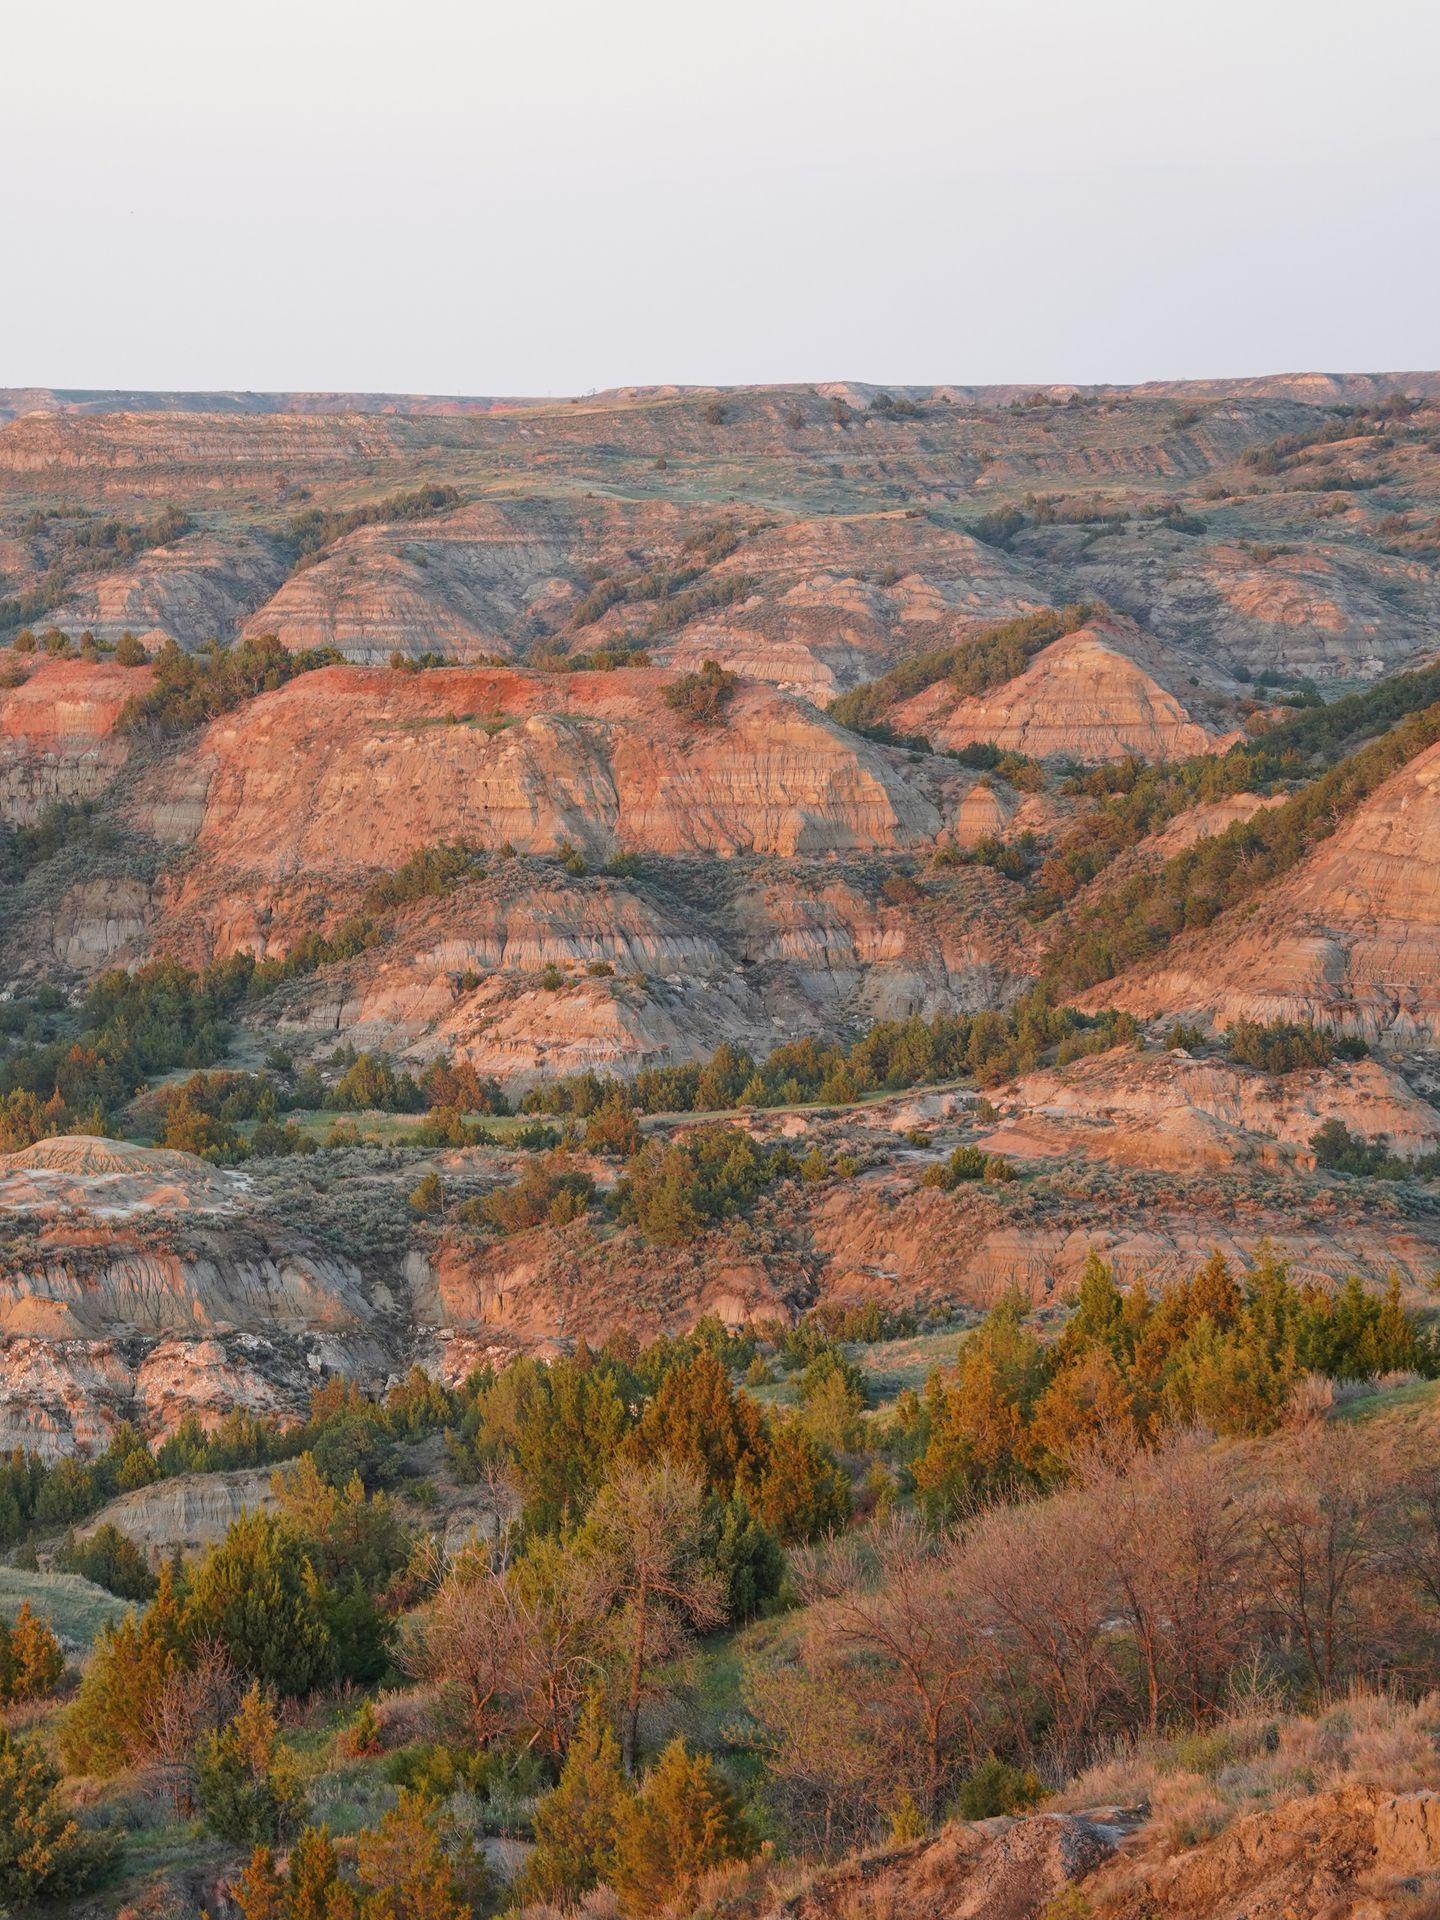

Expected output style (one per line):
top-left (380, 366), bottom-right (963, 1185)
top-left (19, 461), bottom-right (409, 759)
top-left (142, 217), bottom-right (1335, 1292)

top-left (1334, 1375), bottom-right (1440, 1426)
top-left (0, 1564), bottom-right (132, 1649)
top-left (853, 1325), bottom-right (970, 1408)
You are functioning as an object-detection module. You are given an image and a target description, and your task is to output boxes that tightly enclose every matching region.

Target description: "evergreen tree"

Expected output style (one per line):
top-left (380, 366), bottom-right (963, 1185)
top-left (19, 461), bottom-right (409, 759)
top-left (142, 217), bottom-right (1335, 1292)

top-left (185, 1511), bottom-right (333, 1696)
top-left (608, 1738), bottom-right (755, 1915)
top-left (56, 1520), bottom-right (157, 1600)
top-left (352, 1788), bottom-right (487, 1920)
top-left (0, 1727), bottom-right (107, 1906)
top-left (1028, 1346), bottom-right (1140, 1469)
top-left (231, 1843), bottom-right (286, 1920)
top-left (513, 1692), bottom-right (631, 1908)
top-left (630, 1347), bottom-right (768, 1496)
top-left (61, 1561), bottom-right (189, 1774)
top-left (233, 1828), bottom-right (357, 1920)
top-left (1058, 1251), bottom-right (1129, 1362)
top-left (912, 1297), bottom-right (1051, 1518)
top-left (196, 1683), bottom-right (308, 1845)
top-left (0, 1600), bottom-right (64, 1703)
top-left (753, 1420), bottom-right (851, 1543)
top-left (515, 1357), bottom-right (630, 1533)
top-left (708, 1492), bottom-right (786, 1620)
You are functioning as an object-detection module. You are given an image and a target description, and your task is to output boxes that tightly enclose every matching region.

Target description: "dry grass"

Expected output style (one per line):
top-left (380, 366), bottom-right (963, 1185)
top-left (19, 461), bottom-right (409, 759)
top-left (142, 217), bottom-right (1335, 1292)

top-left (1058, 1684), bottom-right (1440, 1849)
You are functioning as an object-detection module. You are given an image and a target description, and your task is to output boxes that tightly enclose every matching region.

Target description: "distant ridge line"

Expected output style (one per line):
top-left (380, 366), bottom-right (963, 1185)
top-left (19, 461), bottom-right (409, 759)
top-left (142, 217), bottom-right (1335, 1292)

top-left (3, 370), bottom-right (1440, 425)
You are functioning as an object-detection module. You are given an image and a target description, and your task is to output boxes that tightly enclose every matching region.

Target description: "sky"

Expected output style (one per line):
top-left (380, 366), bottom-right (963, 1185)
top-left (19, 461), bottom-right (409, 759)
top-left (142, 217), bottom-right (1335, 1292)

top-left (5, 0), bottom-right (1439, 395)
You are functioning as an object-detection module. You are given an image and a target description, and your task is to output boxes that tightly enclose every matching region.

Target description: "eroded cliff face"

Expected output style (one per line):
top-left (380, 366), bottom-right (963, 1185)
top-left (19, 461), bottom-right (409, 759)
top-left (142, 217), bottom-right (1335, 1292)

top-left (586, 510), bottom-right (1044, 698)
top-left (0, 1139), bottom-right (396, 1455)
top-left (763, 1781), bottom-right (1440, 1920)
top-left (250, 863), bottom-right (1038, 1085)
top-left (4, 382), bottom-right (1440, 1463)
top-left (0, 657), bottom-right (149, 823)
top-left (239, 497), bottom-right (621, 664)
top-left (1065, 532), bottom-right (1440, 682)
top-left (133, 664), bottom-right (946, 881)
top-left (5, 1098), bottom-right (1440, 1455)
top-left (1102, 739), bottom-right (1440, 1041)
top-left (983, 1046), bottom-right (1440, 1171)
top-left (5, 378), bottom-right (1439, 684)
top-left (36, 528), bottom-right (289, 651)
top-left (805, 1166), bottom-right (1440, 1313)
top-left (891, 616), bottom-right (1246, 763)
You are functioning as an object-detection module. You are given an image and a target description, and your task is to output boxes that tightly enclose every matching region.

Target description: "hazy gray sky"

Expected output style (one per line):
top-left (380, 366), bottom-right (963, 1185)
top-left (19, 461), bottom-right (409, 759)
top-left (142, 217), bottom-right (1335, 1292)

top-left (6, 0), bottom-right (1438, 393)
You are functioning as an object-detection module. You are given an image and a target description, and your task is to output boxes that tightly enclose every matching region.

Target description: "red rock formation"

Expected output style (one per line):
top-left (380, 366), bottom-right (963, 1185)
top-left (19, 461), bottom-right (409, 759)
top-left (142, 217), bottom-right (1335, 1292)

top-left (138, 664), bottom-right (945, 881)
top-left (0, 657), bottom-right (149, 823)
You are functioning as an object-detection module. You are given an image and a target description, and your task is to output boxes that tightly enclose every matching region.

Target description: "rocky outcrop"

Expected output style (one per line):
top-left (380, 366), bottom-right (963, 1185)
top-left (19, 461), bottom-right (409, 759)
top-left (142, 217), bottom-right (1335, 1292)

top-left (0, 1133), bottom-right (247, 1207)
top-left (37, 528), bottom-right (289, 651)
top-left (1068, 533), bottom-right (1440, 681)
top-left (767, 1783), bottom-right (1440, 1920)
top-left (256, 865), bottom-right (1036, 1087)
top-left (31, 874), bottom-right (154, 970)
top-left (242, 496), bottom-right (1043, 691)
top-left (0, 1328), bottom-right (381, 1459)
top-left (1083, 1782), bottom-right (1440, 1919)
top-left (891, 615), bottom-right (1246, 763)
top-left (135, 665), bottom-right (945, 881)
top-left (615, 512), bottom-right (1043, 699)
top-left (0, 657), bottom-right (148, 823)
top-left (0, 1137), bottom-right (396, 1453)
top-left (1102, 739), bottom-right (1440, 1042)
top-left (766, 1811), bottom-right (1123, 1919)
top-left (806, 1165), bottom-right (1440, 1313)
top-left (983, 1047), bottom-right (1440, 1171)
top-left (77, 1467), bottom-right (278, 1556)
top-left (241, 497), bottom-right (601, 663)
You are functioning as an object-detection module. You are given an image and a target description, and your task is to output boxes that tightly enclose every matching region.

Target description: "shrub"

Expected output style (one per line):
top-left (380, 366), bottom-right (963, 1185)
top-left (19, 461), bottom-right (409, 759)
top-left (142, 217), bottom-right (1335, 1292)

top-left (479, 1154), bottom-right (595, 1234)
top-left (664, 658), bottom-right (738, 724)
top-left (953, 1754), bottom-right (1045, 1820)
top-left (337, 1698), bottom-right (384, 1760)
top-left (0, 1729), bottom-right (107, 1906)
top-left (408, 1172), bottom-right (446, 1217)
top-left (608, 1738), bottom-right (756, 1915)
top-left (55, 1522), bottom-right (157, 1601)
top-left (118, 634), bottom-right (343, 736)
top-left (1226, 1019), bottom-right (1356, 1074)
top-left (923, 1144), bottom-right (987, 1189)
top-left (196, 1684), bottom-right (308, 1845)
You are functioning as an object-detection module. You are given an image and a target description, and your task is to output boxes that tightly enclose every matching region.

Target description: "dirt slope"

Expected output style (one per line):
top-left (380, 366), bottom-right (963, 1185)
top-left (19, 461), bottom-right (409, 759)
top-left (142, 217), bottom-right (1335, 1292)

top-left (1103, 738), bottom-right (1440, 1042)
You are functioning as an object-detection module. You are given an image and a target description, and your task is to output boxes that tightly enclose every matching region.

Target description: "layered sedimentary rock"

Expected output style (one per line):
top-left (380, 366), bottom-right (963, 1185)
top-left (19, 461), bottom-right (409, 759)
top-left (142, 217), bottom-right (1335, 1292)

top-left (241, 497), bottom-right (608, 664)
top-left (77, 1467), bottom-right (279, 1555)
top-left (983, 1047), bottom-right (1440, 1170)
top-left (1066, 533), bottom-right (1440, 682)
top-left (37, 528), bottom-right (289, 651)
top-left (1103, 740), bottom-right (1440, 1042)
top-left (136, 665), bottom-right (946, 881)
top-left (603, 511), bottom-right (1044, 698)
top-left (890, 615), bottom-right (1246, 763)
top-left (242, 497), bottom-right (1042, 693)
top-left (807, 1167), bottom-right (1440, 1313)
top-left (0, 1137), bottom-right (394, 1454)
top-left (0, 657), bottom-right (149, 823)
top-left (259, 865), bottom-right (1036, 1085)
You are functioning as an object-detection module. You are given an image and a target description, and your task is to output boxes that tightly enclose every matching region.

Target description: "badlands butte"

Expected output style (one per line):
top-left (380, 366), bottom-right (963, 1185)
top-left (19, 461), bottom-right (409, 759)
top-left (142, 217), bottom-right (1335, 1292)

top-left (4, 371), bottom-right (1440, 1451)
